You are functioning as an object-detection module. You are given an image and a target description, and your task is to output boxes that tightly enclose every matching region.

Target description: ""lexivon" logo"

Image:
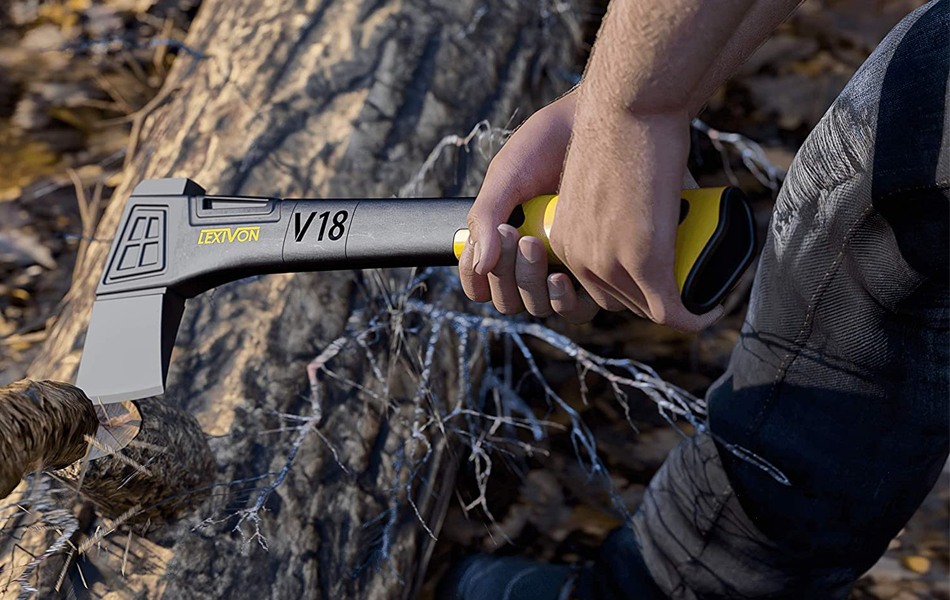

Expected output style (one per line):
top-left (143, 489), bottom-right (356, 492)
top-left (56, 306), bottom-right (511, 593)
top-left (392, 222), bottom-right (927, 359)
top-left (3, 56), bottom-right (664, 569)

top-left (197, 226), bottom-right (261, 245)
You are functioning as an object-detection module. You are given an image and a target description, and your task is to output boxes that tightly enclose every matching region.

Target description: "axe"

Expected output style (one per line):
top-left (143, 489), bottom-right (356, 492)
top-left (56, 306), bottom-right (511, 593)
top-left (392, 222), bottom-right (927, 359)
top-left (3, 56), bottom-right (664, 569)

top-left (75, 177), bottom-right (755, 406)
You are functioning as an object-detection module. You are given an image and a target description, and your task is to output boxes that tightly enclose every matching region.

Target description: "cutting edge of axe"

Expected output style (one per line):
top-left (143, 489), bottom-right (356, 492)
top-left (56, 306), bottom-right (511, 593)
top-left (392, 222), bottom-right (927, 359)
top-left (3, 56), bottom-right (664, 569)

top-left (75, 177), bottom-right (756, 411)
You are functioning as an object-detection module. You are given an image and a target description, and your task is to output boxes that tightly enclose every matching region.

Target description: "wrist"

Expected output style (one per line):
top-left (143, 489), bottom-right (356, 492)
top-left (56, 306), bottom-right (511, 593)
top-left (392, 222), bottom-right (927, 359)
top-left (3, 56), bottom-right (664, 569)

top-left (564, 93), bottom-right (691, 206)
top-left (573, 82), bottom-right (690, 139)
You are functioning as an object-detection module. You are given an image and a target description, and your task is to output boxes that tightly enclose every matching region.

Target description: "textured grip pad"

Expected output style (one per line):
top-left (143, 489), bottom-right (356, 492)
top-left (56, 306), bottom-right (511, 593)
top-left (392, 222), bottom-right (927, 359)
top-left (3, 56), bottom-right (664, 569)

top-left (104, 206), bottom-right (167, 284)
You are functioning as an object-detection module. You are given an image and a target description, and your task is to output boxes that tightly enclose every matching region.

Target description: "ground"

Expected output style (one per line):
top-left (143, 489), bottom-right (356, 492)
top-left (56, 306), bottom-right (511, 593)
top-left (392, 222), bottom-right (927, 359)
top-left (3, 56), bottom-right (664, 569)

top-left (0, 1), bottom-right (946, 598)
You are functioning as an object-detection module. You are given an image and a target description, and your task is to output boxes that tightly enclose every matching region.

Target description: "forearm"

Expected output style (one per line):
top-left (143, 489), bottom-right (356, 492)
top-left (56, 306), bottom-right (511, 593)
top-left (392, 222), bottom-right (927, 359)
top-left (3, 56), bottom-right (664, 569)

top-left (581, 0), bottom-right (802, 117)
top-left (582, 0), bottom-right (755, 116)
top-left (689, 0), bottom-right (804, 115)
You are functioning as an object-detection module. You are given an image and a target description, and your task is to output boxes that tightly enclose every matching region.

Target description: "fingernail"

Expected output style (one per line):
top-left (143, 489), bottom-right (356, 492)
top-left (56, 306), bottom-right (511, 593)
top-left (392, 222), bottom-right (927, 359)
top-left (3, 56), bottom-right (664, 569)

top-left (498, 224), bottom-right (516, 249)
top-left (522, 239), bottom-right (545, 264)
top-left (548, 276), bottom-right (565, 299)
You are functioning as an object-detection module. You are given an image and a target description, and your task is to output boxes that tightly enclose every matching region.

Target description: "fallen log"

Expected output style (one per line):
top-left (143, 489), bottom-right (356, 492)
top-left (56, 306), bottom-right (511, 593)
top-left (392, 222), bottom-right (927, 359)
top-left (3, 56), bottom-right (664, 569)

top-left (4, 1), bottom-right (585, 598)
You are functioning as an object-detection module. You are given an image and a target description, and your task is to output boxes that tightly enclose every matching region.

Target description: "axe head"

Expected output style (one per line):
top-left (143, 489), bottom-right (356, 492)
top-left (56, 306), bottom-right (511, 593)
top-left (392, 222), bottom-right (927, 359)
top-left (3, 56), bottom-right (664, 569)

top-left (74, 176), bottom-right (299, 404)
top-left (75, 178), bottom-right (201, 404)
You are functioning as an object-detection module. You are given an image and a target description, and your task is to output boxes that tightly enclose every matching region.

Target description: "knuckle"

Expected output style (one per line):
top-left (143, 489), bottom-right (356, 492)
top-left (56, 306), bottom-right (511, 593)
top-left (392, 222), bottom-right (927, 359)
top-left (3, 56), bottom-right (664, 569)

top-left (527, 305), bottom-right (555, 318)
top-left (462, 285), bottom-right (490, 303)
top-left (495, 302), bottom-right (523, 316)
top-left (516, 271), bottom-right (547, 289)
top-left (466, 212), bottom-right (483, 232)
top-left (485, 162), bottom-right (526, 203)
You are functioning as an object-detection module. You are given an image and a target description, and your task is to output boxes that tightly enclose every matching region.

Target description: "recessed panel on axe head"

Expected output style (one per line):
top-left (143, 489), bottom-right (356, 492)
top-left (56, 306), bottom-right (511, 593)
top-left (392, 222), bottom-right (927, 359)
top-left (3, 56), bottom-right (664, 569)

top-left (75, 177), bottom-right (755, 405)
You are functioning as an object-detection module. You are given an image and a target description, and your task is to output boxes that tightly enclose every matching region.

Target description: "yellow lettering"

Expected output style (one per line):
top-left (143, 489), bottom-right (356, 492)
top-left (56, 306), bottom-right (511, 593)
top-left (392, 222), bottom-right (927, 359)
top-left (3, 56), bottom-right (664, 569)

top-left (197, 226), bottom-right (261, 245)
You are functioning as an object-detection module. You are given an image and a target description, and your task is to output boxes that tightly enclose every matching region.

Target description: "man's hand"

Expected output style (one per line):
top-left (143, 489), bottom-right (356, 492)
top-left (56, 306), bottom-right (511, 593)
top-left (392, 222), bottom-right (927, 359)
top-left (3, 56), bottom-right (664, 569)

top-left (459, 0), bottom-right (801, 331)
top-left (459, 86), bottom-right (722, 331)
top-left (459, 90), bottom-right (603, 324)
top-left (550, 87), bottom-right (724, 331)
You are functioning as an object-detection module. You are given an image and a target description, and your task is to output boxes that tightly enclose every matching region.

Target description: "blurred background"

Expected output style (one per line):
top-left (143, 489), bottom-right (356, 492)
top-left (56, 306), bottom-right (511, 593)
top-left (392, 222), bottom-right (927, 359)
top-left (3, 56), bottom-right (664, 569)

top-left (0, 1), bottom-right (945, 598)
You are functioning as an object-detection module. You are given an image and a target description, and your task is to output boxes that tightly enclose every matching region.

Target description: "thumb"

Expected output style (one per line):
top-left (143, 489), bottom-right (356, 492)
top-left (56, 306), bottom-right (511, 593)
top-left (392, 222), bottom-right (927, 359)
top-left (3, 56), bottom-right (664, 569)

top-left (645, 280), bottom-right (727, 333)
top-left (468, 92), bottom-right (577, 275)
top-left (469, 163), bottom-right (550, 276)
top-left (467, 178), bottom-right (514, 277)
top-left (469, 131), bottom-right (569, 275)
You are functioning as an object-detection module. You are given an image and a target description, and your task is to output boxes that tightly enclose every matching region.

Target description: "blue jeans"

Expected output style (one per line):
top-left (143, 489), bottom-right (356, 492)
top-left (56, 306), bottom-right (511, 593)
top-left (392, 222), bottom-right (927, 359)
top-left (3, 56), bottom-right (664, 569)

top-left (603, 2), bottom-right (950, 598)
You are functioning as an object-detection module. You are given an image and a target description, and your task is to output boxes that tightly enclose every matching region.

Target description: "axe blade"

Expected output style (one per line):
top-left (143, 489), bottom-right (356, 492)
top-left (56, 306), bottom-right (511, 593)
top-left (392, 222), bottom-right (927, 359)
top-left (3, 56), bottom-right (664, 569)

top-left (75, 291), bottom-right (185, 404)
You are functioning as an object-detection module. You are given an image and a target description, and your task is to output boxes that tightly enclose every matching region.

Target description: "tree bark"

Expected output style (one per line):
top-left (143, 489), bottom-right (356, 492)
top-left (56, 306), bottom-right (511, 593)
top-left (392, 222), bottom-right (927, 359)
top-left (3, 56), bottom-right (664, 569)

top-left (5, 1), bottom-right (584, 598)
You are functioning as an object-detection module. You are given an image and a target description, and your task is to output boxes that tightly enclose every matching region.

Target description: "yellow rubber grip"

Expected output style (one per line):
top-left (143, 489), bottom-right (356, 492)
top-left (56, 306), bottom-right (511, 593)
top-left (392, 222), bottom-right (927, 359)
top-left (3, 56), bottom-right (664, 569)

top-left (454, 187), bottom-right (730, 295)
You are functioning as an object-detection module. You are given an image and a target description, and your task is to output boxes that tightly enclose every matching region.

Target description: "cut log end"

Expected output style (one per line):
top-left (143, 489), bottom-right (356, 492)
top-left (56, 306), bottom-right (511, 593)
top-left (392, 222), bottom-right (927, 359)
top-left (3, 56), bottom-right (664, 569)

top-left (55, 398), bottom-right (216, 525)
top-left (1, 379), bottom-right (215, 526)
top-left (0, 380), bottom-right (99, 498)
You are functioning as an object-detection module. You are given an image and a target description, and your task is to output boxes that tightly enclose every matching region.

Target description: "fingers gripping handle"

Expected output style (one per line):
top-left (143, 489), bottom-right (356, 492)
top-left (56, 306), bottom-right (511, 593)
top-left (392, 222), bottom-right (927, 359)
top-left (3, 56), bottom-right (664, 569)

top-left (454, 187), bottom-right (756, 314)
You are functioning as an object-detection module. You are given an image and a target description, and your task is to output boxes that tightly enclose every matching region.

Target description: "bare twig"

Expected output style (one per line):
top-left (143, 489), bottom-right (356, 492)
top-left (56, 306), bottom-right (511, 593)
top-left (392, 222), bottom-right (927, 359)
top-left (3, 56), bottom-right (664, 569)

top-left (692, 118), bottom-right (786, 192)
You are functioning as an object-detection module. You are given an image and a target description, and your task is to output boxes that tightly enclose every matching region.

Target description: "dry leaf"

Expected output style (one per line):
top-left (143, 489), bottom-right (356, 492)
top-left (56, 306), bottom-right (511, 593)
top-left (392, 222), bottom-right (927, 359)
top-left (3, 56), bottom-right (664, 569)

top-left (901, 555), bottom-right (931, 575)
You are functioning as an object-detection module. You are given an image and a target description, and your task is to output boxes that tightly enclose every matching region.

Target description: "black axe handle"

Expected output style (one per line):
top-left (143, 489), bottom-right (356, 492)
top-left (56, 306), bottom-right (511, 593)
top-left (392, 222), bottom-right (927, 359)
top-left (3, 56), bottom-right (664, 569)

top-left (95, 178), bottom-right (754, 309)
top-left (96, 178), bottom-right (473, 300)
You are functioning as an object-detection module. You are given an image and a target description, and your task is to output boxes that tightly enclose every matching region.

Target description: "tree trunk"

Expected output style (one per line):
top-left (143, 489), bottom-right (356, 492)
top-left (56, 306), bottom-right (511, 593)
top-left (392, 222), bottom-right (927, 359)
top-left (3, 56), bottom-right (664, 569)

top-left (6, 1), bottom-right (584, 598)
